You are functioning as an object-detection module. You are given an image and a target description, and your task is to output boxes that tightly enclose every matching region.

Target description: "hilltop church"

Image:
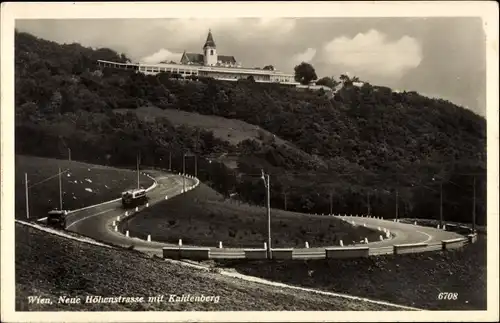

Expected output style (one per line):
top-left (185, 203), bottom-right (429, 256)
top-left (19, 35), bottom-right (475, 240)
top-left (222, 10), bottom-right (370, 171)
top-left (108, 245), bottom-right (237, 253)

top-left (180, 29), bottom-right (239, 68)
top-left (97, 29), bottom-right (300, 85)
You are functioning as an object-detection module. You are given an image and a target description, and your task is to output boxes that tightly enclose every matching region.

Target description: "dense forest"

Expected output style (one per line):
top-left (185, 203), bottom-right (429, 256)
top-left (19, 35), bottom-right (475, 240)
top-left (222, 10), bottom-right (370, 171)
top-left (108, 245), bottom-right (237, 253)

top-left (14, 31), bottom-right (487, 225)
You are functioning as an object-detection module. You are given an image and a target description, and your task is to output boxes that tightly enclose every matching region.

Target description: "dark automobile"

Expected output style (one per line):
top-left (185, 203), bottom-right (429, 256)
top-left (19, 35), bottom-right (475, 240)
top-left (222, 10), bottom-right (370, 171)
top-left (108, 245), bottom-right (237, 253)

top-left (46, 210), bottom-right (68, 229)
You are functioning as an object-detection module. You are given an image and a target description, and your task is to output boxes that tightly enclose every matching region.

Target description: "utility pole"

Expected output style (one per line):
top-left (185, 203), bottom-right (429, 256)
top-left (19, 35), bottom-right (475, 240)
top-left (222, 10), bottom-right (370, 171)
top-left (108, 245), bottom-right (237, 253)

top-left (439, 182), bottom-right (443, 227)
top-left (472, 176), bottom-right (476, 232)
top-left (261, 170), bottom-right (272, 260)
top-left (169, 151), bottom-right (172, 171)
top-left (329, 191), bottom-right (333, 215)
top-left (194, 155), bottom-right (198, 178)
top-left (367, 192), bottom-right (371, 215)
top-left (25, 173), bottom-right (29, 219)
top-left (395, 189), bottom-right (399, 220)
top-left (68, 148), bottom-right (71, 161)
top-left (182, 153), bottom-right (186, 192)
top-left (137, 153), bottom-right (141, 189)
top-left (283, 191), bottom-right (287, 211)
top-left (58, 167), bottom-right (63, 210)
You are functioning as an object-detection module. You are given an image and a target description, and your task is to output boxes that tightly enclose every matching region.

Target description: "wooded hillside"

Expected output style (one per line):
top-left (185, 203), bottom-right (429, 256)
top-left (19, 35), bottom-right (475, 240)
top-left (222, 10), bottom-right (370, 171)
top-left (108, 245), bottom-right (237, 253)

top-left (15, 31), bottom-right (487, 224)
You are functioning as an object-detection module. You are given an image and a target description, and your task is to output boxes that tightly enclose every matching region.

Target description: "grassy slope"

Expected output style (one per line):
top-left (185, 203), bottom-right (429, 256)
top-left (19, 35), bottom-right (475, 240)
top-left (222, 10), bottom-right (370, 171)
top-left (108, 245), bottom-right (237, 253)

top-left (15, 155), bottom-right (153, 220)
top-left (115, 106), bottom-right (291, 147)
top-left (15, 224), bottom-right (396, 311)
top-left (124, 182), bottom-right (380, 248)
top-left (216, 236), bottom-right (487, 310)
top-left (115, 106), bottom-right (326, 169)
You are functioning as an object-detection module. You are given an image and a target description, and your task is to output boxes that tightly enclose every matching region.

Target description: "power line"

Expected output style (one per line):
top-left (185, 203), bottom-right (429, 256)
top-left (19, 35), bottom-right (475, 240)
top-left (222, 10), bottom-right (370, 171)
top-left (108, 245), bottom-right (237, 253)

top-left (28, 169), bottom-right (70, 189)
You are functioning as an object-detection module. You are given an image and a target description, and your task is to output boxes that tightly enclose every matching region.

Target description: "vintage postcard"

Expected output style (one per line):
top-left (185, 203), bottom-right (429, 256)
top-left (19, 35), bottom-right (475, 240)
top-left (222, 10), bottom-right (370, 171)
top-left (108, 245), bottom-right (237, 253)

top-left (1, 1), bottom-right (498, 322)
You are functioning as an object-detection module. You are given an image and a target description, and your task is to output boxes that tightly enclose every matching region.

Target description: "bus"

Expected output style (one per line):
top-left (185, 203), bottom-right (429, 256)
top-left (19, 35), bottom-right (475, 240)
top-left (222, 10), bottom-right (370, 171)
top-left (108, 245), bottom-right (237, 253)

top-left (121, 188), bottom-right (149, 208)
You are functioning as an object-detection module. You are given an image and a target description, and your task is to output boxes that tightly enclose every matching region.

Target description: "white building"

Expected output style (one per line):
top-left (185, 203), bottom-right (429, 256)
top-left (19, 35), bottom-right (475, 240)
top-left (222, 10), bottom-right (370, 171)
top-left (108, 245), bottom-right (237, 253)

top-left (97, 29), bottom-right (299, 86)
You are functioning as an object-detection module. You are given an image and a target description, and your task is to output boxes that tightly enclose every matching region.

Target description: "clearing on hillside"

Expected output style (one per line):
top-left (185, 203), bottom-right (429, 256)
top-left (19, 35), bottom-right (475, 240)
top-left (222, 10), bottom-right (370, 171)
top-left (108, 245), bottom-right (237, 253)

top-left (15, 223), bottom-right (398, 311)
top-left (15, 155), bottom-right (154, 220)
top-left (114, 106), bottom-right (326, 169)
top-left (115, 106), bottom-right (290, 146)
top-left (123, 182), bottom-right (380, 248)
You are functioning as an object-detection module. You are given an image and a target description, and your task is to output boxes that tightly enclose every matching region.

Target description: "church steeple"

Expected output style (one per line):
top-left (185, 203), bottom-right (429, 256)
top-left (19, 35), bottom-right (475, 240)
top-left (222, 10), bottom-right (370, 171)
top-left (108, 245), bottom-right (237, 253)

top-left (203, 29), bottom-right (218, 66)
top-left (203, 29), bottom-right (216, 49)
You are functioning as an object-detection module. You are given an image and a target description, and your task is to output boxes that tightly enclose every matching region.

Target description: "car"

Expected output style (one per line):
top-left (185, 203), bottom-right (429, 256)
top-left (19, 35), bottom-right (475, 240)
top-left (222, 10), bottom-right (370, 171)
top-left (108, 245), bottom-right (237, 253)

top-left (121, 188), bottom-right (149, 208)
top-left (46, 209), bottom-right (68, 229)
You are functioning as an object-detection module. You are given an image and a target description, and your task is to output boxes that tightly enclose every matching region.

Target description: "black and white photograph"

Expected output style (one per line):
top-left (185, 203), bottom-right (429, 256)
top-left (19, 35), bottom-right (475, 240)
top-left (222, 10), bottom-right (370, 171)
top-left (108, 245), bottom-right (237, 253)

top-left (1, 1), bottom-right (498, 322)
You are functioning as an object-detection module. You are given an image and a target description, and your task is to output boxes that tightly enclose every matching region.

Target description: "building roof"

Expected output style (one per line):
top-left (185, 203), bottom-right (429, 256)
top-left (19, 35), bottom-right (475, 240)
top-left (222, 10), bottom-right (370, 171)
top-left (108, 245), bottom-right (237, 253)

top-left (218, 55), bottom-right (236, 64)
top-left (203, 29), bottom-right (216, 49)
top-left (183, 52), bottom-right (204, 64)
top-left (182, 52), bottom-right (237, 66)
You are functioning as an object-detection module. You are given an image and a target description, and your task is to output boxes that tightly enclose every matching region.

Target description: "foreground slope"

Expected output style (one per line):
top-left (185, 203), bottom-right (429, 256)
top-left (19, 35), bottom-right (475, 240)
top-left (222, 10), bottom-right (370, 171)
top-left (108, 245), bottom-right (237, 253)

top-left (15, 224), bottom-right (398, 311)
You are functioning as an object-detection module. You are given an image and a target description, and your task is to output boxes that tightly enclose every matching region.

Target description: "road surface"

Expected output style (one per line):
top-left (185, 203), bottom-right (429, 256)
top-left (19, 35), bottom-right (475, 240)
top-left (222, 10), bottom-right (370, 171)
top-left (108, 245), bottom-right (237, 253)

top-left (65, 169), bottom-right (464, 259)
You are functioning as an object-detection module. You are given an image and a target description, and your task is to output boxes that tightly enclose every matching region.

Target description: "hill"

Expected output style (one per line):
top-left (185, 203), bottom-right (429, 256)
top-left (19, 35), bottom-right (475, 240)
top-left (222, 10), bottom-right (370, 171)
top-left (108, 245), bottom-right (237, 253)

top-left (15, 223), bottom-right (398, 311)
top-left (123, 182), bottom-right (379, 248)
top-left (15, 155), bottom-right (153, 220)
top-left (14, 30), bottom-right (487, 225)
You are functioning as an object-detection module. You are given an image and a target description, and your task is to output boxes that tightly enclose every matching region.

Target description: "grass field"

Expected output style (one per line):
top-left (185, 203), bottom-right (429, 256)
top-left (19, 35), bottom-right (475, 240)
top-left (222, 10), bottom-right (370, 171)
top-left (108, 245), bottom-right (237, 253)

top-left (115, 106), bottom-right (291, 147)
top-left (215, 235), bottom-right (487, 310)
top-left (15, 155), bottom-right (153, 220)
top-left (114, 107), bottom-right (326, 169)
top-left (15, 223), bottom-right (398, 311)
top-left (124, 182), bottom-right (380, 248)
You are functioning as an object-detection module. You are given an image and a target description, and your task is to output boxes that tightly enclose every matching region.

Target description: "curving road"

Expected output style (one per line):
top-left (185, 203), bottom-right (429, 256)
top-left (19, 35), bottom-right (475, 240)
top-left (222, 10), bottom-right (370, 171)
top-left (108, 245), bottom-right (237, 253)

top-left (66, 170), bottom-right (197, 257)
top-left (64, 169), bottom-right (464, 259)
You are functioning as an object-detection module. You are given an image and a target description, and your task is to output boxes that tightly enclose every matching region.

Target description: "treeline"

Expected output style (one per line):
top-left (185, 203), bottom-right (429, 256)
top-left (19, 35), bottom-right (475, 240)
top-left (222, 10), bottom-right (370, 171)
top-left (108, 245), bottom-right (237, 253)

top-left (14, 31), bottom-right (487, 225)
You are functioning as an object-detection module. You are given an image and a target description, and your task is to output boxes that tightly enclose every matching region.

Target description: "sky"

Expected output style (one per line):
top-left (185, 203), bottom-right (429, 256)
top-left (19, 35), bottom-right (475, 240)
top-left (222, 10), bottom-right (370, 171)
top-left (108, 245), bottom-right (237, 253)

top-left (16, 17), bottom-right (487, 116)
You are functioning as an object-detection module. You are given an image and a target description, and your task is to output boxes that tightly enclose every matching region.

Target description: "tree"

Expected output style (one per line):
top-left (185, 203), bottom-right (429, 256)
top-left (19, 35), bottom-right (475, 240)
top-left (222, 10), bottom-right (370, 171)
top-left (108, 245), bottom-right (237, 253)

top-left (263, 65), bottom-right (275, 71)
top-left (339, 74), bottom-right (351, 86)
top-left (294, 62), bottom-right (318, 85)
top-left (316, 76), bottom-right (340, 89)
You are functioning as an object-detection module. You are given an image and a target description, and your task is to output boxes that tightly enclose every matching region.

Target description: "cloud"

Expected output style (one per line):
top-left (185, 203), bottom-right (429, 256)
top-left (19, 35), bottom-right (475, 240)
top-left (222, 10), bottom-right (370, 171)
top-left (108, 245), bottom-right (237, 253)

top-left (139, 48), bottom-right (183, 64)
top-left (291, 48), bottom-right (317, 63)
top-left (322, 29), bottom-right (422, 77)
top-left (256, 18), bottom-right (296, 36)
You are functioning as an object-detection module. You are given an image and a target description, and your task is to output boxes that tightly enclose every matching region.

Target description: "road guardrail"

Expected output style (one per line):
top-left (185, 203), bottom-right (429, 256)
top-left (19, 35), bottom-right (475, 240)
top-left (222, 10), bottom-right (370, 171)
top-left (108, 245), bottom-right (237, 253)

top-left (325, 247), bottom-right (370, 258)
top-left (393, 243), bottom-right (429, 255)
top-left (441, 238), bottom-right (468, 250)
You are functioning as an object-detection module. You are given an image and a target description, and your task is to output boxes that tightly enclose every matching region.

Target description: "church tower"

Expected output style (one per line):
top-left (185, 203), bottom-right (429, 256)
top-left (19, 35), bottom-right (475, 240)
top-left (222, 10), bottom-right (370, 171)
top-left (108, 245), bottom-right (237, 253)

top-left (203, 29), bottom-right (217, 66)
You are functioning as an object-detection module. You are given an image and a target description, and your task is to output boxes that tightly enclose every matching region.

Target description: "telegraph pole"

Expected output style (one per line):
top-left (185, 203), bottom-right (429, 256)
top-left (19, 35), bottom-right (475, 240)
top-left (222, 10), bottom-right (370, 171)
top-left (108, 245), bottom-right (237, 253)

top-left (395, 189), bottom-right (399, 220)
top-left (137, 153), bottom-right (141, 189)
top-left (261, 170), bottom-right (272, 259)
top-left (68, 148), bottom-right (71, 161)
top-left (182, 153), bottom-right (186, 192)
top-left (439, 182), bottom-right (443, 227)
top-left (194, 155), bottom-right (198, 178)
top-left (25, 173), bottom-right (29, 219)
top-left (58, 167), bottom-right (63, 210)
top-left (283, 191), bottom-right (287, 211)
top-left (329, 191), bottom-right (333, 215)
top-left (169, 151), bottom-right (172, 171)
top-left (367, 192), bottom-right (371, 215)
top-left (472, 176), bottom-right (476, 232)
